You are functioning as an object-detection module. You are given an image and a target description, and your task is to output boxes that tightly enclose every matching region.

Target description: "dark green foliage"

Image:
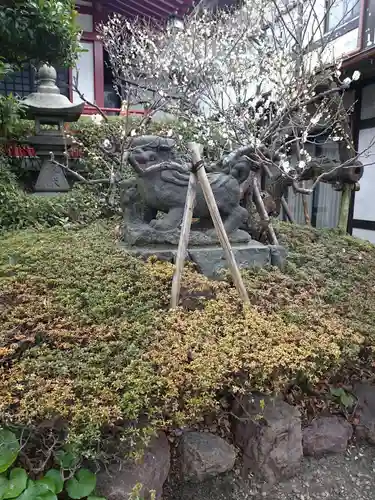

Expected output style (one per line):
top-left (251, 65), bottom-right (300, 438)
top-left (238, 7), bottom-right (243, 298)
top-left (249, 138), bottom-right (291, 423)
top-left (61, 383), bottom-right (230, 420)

top-left (0, 96), bottom-right (26, 139)
top-left (0, 1), bottom-right (81, 68)
top-left (0, 430), bottom-right (102, 500)
top-left (0, 429), bottom-right (19, 473)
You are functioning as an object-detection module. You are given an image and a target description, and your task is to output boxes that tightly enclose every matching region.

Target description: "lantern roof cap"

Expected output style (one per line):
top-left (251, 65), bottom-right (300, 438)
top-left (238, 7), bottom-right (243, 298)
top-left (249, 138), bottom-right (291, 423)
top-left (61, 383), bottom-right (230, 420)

top-left (23, 64), bottom-right (84, 122)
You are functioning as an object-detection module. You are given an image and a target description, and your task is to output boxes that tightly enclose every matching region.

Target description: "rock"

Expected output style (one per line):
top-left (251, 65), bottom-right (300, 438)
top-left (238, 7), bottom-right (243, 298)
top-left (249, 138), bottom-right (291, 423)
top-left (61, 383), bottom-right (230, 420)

top-left (179, 431), bottom-right (236, 482)
top-left (232, 394), bottom-right (302, 484)
top-left (302, 416), bottom-right (353, 457)
top-left (353, 383), bottom-right (375, 444)
top-left (96, 432), bottom-right (170, 500)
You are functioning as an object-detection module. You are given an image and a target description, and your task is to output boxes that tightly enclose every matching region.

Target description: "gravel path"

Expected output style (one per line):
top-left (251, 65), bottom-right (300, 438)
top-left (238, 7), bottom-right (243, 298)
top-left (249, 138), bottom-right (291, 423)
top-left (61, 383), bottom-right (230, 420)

top-left (163, 444), bottom-right (375, 500)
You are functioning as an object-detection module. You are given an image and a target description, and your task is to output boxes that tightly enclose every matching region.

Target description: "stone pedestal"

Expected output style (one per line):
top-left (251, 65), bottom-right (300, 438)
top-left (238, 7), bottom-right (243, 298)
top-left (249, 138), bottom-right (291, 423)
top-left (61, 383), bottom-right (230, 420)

top-left (120, 242), bottom-right (286, 278)
top-left (34, 159), bottom-right (69, 192)
top-left (27, 132), bottom-right (71, 193)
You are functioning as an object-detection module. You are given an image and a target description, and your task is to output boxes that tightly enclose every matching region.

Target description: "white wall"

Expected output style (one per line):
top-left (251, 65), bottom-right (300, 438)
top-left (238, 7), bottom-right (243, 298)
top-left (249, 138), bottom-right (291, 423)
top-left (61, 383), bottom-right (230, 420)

top-left (354, 127), bottom-right (375, 221)
top-left (73, 41), bottom-right (95, 104)
top-left (77, 13), bottom-right (93, 33)
top-left (351, 84), bottom-right (375, 244)
top-left (354, 81), bottom-right (375, 243)
top-left (352, 228), bottom-right (375, 243)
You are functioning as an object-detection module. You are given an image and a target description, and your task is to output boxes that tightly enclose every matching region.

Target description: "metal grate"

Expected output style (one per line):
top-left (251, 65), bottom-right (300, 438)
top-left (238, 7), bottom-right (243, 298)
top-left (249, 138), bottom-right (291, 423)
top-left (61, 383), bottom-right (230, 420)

top-left (0, 66), bottom-right (69, 98)
top-left (0, 64), bottom-right (35, 98)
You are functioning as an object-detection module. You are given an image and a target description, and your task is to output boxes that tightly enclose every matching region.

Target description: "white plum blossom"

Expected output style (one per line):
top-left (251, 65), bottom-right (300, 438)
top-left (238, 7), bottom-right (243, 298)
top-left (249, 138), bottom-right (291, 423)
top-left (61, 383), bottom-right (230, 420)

top-left (282, 160), bottom-right (291, 171)
top-left (310, 112), bottom-right (322, 125)
top-left (91, 114), bottom-right (104, 126)
top-left (352, 70), bottom-right (361, 81)
top-left (98, 0), bottom-right (358, 183)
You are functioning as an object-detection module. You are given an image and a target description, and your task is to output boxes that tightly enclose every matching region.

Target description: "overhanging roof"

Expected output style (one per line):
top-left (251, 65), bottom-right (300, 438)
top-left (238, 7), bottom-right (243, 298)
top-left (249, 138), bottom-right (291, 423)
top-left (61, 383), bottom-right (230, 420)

top-left (103, 0), bottom-right (196, 21)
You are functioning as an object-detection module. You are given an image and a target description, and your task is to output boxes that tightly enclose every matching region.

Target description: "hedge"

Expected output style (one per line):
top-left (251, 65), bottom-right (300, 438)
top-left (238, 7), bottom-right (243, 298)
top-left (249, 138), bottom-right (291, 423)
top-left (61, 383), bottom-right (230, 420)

top-left (0, 156), bottom-right (102, 231)
top-left (0, 116), bottom-right (202, 231)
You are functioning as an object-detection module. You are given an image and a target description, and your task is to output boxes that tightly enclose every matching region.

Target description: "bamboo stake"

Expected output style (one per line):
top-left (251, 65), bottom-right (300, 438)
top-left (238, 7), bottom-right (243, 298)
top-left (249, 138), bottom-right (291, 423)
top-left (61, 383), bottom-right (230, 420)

top-left (281, 197), bottom-right (294, 223)
top-left (188, 142), bottom-right (250, 305)
top-left (253, 177), bottom-right (279, 245)
top-left (170, 172), bottom-right (197, 309)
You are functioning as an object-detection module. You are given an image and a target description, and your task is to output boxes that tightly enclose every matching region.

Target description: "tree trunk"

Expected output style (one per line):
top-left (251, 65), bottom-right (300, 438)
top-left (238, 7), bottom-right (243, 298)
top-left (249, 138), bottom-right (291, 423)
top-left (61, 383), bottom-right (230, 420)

top-left (338, 184), bottom-right (351, 232)
top-left (302, 195), bottom-right (311, 225)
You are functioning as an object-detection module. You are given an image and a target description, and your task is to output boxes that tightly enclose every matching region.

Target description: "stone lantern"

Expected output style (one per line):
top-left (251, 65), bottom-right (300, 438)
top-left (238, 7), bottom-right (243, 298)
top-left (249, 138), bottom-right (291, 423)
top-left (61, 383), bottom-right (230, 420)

top-left (23, 64), bottom-right (84, 194)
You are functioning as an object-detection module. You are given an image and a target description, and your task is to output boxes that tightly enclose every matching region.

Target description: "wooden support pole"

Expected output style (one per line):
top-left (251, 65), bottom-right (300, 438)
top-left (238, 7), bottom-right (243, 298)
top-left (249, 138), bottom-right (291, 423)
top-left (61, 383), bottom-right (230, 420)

top-left (281, 197), bottom-right (294, 223)
top-left (253, 177), bottom-right (279, 245)
top-left (170, 172), bottom-right (197, 309)
top-left (188, 142), bottom-right (250, 305)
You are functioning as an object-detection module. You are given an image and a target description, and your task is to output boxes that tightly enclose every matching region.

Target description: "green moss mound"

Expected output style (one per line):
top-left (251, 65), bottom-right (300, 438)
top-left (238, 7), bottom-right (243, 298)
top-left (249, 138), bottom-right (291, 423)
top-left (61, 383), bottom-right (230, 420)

top-left (0, 222), bottom-right (374, 461)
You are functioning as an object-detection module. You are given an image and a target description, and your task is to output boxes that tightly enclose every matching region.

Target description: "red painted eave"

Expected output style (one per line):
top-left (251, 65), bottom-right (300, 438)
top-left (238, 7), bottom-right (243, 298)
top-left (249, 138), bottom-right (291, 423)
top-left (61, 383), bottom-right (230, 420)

top-left (100, 0), bottom-right (195, 21)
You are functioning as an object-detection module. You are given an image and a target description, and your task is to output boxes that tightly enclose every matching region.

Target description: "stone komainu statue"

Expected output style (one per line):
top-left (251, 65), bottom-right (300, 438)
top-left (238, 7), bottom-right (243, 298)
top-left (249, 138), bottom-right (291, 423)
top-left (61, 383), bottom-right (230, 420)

top-left (120, 135), bottom-right (249, 237)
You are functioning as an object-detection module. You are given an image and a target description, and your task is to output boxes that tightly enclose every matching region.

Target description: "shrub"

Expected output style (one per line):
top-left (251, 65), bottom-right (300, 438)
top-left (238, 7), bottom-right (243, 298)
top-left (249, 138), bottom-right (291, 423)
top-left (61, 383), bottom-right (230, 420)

top-left (66, 116), bottom-right (201, 182)
top-left (0, 222), bottom-right (374, 466)
top-left (1, 115), bottom-right (212, 222)
top-left (0, 95), bottom-right (26, 139)
top-left (0, 0), bottom-right (81, 68)
top-left (0, 156), bottom-right (101, 231)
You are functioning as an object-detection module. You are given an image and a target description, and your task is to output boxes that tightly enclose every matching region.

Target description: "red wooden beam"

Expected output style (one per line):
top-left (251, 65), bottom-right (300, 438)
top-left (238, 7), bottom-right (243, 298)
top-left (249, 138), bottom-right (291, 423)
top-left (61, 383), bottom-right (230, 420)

top-left (82, 105), bottom-right (146, 115)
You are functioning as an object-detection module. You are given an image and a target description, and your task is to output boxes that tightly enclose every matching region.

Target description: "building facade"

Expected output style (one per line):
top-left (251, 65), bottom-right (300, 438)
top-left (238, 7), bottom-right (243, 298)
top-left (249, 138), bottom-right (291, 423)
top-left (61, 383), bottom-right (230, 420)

top-left (0, 0), bottom-right (197, 113)
top-left (301, 0), bottom-right (375, 242)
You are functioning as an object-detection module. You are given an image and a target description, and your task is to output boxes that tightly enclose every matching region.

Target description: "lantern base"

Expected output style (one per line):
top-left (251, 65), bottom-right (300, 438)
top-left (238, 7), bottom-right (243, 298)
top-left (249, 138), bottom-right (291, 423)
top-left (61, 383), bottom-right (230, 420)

top-left (34, 159), bottom-right (70, 192)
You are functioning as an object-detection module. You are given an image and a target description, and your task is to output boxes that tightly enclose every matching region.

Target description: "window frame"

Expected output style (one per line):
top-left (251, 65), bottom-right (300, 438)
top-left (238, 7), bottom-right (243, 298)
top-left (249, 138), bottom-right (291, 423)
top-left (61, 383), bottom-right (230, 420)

top-left (324, 0), bottom-right (361, 34)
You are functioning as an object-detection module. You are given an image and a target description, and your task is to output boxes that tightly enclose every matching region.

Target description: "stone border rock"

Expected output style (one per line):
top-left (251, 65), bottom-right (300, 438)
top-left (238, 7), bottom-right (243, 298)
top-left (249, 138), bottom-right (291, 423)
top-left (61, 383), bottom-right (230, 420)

top-left (95, 384), bottom-right (375, 497)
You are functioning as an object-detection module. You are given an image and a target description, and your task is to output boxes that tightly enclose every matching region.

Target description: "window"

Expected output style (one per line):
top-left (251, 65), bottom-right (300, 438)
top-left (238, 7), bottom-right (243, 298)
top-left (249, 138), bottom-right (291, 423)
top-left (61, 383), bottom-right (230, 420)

top-left (104, 50), bottom-right (120, 109)
top-left (326, 0), bottom-right (360, 32)
top-left (0, 64), bottom-right (35, 98)
top-left (0, 66), bottom-right (69, 99)
top-left (198, 0), bottom-right (243, 12)
top-left (72, 41), bottom-right (95, 104)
